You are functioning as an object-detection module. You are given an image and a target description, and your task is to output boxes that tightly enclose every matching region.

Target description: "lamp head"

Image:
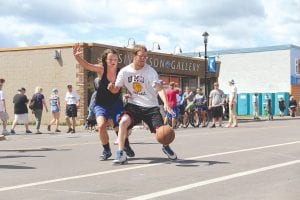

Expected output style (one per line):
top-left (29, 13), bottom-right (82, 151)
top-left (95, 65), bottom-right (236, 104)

top-left (202, 32), bottom-right (209, 44)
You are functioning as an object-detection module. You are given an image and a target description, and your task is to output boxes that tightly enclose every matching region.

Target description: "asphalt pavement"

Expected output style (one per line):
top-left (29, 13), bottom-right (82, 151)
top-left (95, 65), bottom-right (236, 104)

top-left (0, 117), bottom-right (299, 200)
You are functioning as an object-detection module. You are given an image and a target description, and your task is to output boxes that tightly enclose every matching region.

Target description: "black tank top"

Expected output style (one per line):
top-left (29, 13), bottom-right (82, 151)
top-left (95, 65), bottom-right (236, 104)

top-left (95, 66), bottom-right (121, 106)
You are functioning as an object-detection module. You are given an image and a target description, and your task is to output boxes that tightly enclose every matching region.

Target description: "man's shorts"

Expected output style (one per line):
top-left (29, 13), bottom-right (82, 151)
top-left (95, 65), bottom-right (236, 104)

top-left (65, 104), bottom-right (77, 117)
top-left (166, 106), bottom-right (179, 119)
top-left (93, 99), bottom-right (123, 128)
top-left (122, 103), bottom-right (163, 133)
top-left (211, 106), bottom-right (223, 118)
top-left (14, 113), bottom-right (28, 124)
top-left (0, 111), bottom-right (9, 121)
top-left (195, 105), bottom-right (208, 112)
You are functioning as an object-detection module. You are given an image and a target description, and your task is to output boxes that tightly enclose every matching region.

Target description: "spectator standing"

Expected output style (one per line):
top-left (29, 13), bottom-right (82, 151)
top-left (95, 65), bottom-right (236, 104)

top-left (47, 88), bottom-right (61, 132)
top-left (193, 88), bottom-right (208, 127)
top-left (31, 86), bottom-right (48, 134)
top-left (65, 84), bottom-right (80, 133)
top-left (208, 82), bottom-right (225, 128)
top-left (278, 97), bottom-right (286, 117)
top-left (265, 94), bottom-right (273, 120)
top-left (252, 93), bottom-right (260, 120)
top-left (288, 96), bottom-right (297, 117)
top-left (164, 82), bottom-right (179, 129)
top-left (181, 86), bottom-right (194, 124)
top-left (222, 95), bottom-right (229, 120)
top-left (85, 77), bottom-right (100, 128)
top-left (225, 80), bottom-right (238, 128)
top-left (11, 88), bottom-right (32, 134)
top-left (0, 79), bottom-right (9, 138)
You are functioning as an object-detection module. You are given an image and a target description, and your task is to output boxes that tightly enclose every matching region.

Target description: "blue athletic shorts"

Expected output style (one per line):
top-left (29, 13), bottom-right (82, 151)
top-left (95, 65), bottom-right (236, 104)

top-left (93, 99), bottom-right (123, 127)
top-left (166, 106), bottom-right (179, 119)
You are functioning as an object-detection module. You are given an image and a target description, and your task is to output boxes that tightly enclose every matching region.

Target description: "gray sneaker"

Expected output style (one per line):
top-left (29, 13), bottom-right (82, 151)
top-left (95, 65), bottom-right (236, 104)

top-left (2, 129), bottom-right (9, 135)
top-left (162, 145), bottom-right (177, 160)
top-left (113, 150), bottom-right (127, 164)
top-left (100, 149), bottom-right (112, 161)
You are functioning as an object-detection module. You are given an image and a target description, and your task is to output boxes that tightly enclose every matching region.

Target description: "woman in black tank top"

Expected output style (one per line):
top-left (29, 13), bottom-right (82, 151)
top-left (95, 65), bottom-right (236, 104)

top-left (73, 44), bottom-right (134, 160)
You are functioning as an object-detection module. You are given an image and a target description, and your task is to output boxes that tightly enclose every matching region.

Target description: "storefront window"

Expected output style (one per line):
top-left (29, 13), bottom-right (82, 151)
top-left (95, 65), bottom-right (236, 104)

top-left (296, 59), bottom-right (300, 74)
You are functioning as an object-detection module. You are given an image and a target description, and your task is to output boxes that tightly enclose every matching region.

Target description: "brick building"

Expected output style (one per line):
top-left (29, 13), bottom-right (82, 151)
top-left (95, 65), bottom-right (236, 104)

top-left (0, 43), bottom-right (220, 125)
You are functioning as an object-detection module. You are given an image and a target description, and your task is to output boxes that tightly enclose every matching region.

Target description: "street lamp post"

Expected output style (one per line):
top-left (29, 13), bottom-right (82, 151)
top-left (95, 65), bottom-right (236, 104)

top-left (126, 37), bottom-right (136, 47)
top-left (152, 42), bottom-right (161, 51)
top-left (173, 45), bottom-right (182, 54)
top-left (202, 32), bottom-right (209, 99)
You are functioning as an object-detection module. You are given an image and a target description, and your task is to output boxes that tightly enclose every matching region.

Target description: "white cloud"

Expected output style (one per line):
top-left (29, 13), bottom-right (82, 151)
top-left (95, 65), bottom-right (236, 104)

top-left (0, 0), bottom-right (300, 52)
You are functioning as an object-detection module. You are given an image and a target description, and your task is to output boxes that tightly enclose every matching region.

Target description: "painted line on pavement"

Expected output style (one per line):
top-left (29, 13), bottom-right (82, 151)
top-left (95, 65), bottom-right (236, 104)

top-left (127, 159), bottom-right (300, 200)
top-left (0, 140), bottom-right (299, 192)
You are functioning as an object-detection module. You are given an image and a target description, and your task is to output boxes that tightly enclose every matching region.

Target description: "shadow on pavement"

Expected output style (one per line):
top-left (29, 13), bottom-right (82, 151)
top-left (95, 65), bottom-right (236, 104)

top-left (0, 165), bottom-right (36, 169)
top-left (0, 148), bottom-right (71, 153)
top-left (175, 159), bottom-right (230, 167)
top-left (120, 157), bottom-right (230, 167)
top-left (0, 155), bottom-right (45, 159)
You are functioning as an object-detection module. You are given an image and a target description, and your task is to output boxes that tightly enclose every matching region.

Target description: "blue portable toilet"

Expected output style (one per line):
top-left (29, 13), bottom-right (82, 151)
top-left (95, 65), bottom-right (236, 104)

top-left (275, 92), bottom-right (289, 115)
top-left (261, 93), bottom-right (275, 115)
top-left (237, 93), bottom-right (250, 115)
top-left (249, 93), bottom-right (262, 115)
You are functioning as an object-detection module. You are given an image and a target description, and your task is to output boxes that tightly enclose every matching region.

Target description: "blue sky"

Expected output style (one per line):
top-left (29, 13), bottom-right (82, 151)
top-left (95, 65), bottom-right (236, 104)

top-left (0, 0), bottom-right (300, 53)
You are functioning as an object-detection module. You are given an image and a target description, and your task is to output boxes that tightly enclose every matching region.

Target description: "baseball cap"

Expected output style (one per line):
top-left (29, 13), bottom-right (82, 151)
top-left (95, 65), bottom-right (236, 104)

top-left (229, 79), bottom-right (235, 84)
top-left (18, 87), bottom-right (26, 92)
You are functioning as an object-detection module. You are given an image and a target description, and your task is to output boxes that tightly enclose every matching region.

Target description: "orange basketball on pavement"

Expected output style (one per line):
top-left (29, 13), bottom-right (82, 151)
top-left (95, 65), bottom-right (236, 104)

top-left (156, 125), bottom-right (175, 145)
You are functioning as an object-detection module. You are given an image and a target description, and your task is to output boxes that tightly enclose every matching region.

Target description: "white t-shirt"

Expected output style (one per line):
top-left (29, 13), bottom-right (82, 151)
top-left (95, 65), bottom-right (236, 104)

top-left (252, 95), bottom-right (258, 103)
top-left (65, 91), bottom-right (80, 105)
top-left (229, 85), bottom-right (237, 103)
top-left (115, 63), bottom-right (160, 107)
top-left (0, 90), bottom-right (5, 112)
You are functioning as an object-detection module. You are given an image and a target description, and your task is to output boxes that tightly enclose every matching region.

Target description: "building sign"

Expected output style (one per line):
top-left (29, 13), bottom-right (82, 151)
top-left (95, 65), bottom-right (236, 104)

top-left (90, 44), bottom-right (219, 77)
top-left (208, 57), bottom-right (216, 73)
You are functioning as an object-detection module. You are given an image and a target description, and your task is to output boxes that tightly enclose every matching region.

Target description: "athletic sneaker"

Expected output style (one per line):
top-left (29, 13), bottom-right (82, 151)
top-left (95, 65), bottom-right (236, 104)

top-left (2, 129), bottom-right (9, 135)
top-left (66, 128), bottom-right (72, 133)
top-left (113, 150), bottom-right (127, 164)
top-left (47, 125), bottom-right (51, 131)
top-left (100, 149), bottom-right (112, 160)
top-left (25, 130), bottom-right (32, 134)
top-left (209, 124), bottom-right (216, 128)
top-left (10, 129), bottom-right (16, 134)
top-left (162, 145), bottom-right (177, 160)
top-left (124, 143), bottom-right (135, 157)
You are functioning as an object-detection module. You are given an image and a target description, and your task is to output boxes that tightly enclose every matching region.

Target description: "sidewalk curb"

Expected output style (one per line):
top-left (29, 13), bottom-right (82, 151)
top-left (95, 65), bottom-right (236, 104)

top-left (0, 134), bottom-right (6, 141)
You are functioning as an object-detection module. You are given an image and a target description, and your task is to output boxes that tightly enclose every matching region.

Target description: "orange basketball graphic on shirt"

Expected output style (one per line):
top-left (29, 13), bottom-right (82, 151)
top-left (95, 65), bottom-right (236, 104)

top-left (133, 82), bottom-right (143, 93)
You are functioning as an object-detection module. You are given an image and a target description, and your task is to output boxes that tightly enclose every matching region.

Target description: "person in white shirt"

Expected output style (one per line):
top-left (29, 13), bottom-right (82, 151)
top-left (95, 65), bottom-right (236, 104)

top-left (65, 84), bottom-right (80, 133)
top-left (0, 78), bottom-right (9, 138)
top-left (252, 93), bottom-right (260, 120)
top-left (108, 44), bottom-right (177, 164)
top-left (226, 80), bottom-right (238, 127)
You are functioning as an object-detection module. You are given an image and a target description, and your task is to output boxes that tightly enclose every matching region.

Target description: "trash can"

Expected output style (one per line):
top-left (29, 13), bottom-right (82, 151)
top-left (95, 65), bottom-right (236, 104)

top-left (249, 93), bottom-right (262, 116)
top-left (261, 93), bottom-right (275, 116)
top-left (237, 93), bottom-right (250, 115)
top-left (275, 92), bottom-right (289, 115)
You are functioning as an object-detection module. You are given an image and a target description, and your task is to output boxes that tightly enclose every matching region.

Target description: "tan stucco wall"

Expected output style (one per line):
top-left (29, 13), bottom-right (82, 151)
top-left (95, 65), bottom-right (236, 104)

top-left (0, 45), bottom-right (85, 125)
top-left (0, 42), bottom-right (221, 127)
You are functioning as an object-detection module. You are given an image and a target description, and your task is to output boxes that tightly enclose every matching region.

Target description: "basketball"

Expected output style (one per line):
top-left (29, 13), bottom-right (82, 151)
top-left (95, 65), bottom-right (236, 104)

top-left (156, 125), bottom-right (175, 145)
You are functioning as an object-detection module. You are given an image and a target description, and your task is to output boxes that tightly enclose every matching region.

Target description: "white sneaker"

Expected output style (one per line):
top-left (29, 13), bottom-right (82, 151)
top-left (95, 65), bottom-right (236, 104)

top-left (114, 139), bottom-right (119, 145)
top-left (113, 150), bottom-right (127, 164)
top-left (2, 129), bottom-right (9, 135)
